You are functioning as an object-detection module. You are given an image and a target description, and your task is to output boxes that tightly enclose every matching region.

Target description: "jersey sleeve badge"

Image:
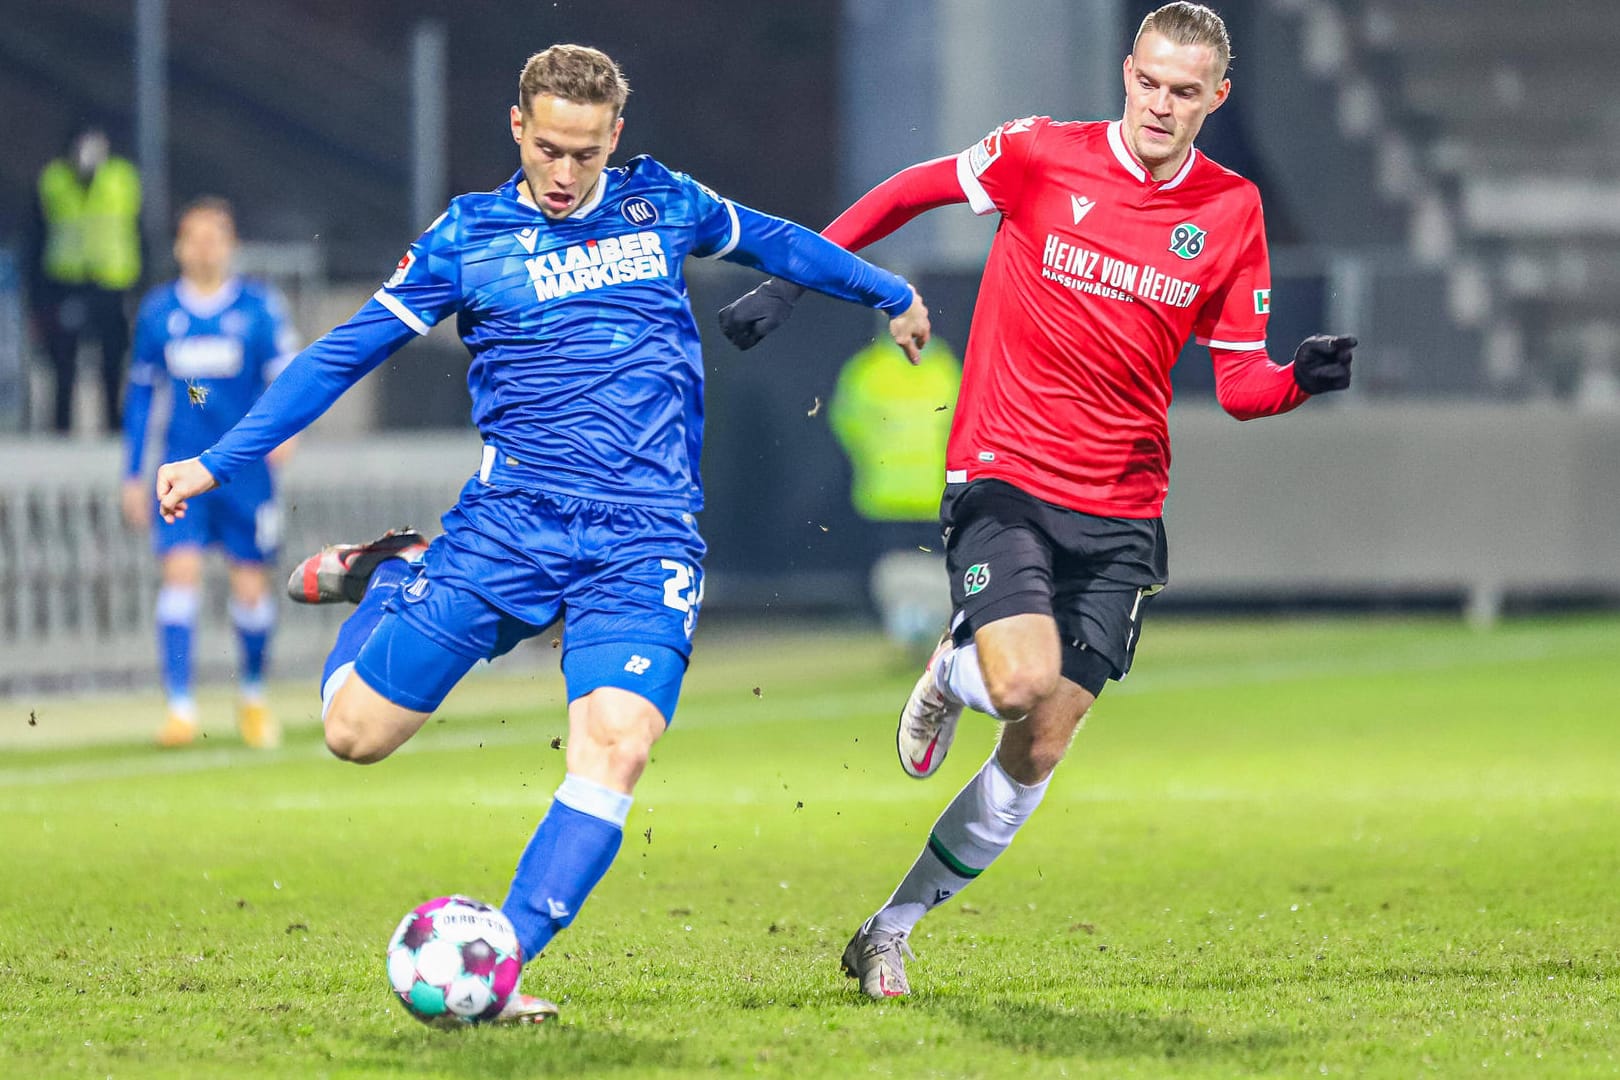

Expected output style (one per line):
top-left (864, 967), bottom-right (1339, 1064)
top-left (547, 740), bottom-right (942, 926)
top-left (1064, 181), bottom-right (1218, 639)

top-left (385, 250), bottom-right (416, 289)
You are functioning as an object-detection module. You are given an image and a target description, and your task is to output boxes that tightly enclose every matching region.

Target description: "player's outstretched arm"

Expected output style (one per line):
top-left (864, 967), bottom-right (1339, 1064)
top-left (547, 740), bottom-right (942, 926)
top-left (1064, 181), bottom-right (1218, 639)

top-left (155, 457), bottom-right (219, 523)
top-left (193, 303), bottom-right (418, 486)
top-left (1210, 335), bottom-right (1357, 421)
top-left (717, 202), bottom-right (930, 358)
top-left (718, 157), bottom-right (965, 350)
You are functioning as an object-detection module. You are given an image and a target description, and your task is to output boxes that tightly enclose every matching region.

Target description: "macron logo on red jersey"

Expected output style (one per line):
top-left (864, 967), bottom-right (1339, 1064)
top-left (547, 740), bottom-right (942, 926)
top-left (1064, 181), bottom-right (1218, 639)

top-left (1071, 195), bottom-right (1097, 225)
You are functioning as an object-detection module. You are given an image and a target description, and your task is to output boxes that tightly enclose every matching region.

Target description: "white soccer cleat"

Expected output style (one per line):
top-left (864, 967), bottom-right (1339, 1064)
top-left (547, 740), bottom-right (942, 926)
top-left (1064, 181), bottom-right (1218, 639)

top-left (492, 992), bottom-right (560, 1025)
top-left (896, 633), bottom-right (964, 779)
top-left (841, 921), bottom-right (914, 999)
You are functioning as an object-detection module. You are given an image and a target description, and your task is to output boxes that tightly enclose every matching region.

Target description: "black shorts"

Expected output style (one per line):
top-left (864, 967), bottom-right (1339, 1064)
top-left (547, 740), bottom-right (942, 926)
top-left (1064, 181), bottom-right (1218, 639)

top-left (940, 479), bottom-right (1168, 696)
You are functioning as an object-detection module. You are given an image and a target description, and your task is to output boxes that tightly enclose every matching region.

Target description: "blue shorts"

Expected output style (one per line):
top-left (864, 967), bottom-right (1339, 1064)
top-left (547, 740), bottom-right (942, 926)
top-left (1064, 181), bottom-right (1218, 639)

top-left (154, 465), bottom-right (278, 564)
top-left (354, 472), bottom-right (705, 722)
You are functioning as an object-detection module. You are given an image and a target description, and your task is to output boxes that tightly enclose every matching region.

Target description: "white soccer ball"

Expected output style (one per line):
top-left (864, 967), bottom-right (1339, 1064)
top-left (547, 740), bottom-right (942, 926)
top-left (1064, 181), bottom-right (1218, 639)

top-left (384, 895), bottom-right (523, 1025)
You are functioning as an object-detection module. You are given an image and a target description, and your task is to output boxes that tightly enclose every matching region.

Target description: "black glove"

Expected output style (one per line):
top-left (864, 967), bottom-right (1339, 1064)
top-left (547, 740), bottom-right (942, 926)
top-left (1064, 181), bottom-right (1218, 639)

top-left (717, 278), bottom-right (806, 350)
top-left (1292, 334), bottom-right (1357, 394)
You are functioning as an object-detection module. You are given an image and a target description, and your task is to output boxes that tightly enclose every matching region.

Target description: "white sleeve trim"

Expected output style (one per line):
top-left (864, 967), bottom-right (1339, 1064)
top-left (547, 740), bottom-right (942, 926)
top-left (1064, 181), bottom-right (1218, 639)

top-left (699, 199), bottom-right (743, 260)
top-left (1198, 336), bottom-right (1268, 351)
top-left (955, 149), bottom-right (997, 216)
top-left (372, 289), bottom-right (432, 336)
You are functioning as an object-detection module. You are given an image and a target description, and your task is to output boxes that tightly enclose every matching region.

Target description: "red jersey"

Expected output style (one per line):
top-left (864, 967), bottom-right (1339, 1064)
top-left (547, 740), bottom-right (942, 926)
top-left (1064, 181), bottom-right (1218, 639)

top-left (944, 117), bottom-right (1296, 517)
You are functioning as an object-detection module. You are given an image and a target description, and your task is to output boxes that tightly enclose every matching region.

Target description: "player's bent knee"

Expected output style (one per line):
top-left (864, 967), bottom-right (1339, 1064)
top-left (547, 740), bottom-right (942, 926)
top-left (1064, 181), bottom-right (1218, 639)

top-left (323, 708), bottom-right (385, 764)
top-left (984, 661), bottom-right (1060, 718)
top-left (598, 727), bottom-right (654, 776)
top-left (323, 691), bottom-right (416, 765)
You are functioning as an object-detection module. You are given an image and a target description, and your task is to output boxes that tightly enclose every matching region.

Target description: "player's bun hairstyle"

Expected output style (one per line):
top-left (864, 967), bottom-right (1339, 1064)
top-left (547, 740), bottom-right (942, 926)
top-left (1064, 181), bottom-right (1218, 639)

top-left (1136, 2), bottom-right (1233, 81)
top-left (519, 45), bottom-right (631, 116)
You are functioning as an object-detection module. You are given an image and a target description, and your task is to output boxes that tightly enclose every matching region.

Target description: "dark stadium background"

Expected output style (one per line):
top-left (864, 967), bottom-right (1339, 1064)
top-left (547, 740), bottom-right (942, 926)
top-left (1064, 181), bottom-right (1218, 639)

top-left (2, 0), bottom-right (1617, 690)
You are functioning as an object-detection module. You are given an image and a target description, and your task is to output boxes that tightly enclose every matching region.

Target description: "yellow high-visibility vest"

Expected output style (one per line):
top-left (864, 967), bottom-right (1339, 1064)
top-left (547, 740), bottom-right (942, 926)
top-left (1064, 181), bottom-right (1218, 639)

top-left (829, 337), bottom-right (962, 522)
top-left (38, 156), bottom-right (142, 290)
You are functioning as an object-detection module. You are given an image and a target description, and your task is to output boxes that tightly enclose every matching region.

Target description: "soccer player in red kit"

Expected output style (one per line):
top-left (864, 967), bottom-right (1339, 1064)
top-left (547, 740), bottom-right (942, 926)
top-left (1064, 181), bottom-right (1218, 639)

top-left (721, 1), bottom-right (1356, 997)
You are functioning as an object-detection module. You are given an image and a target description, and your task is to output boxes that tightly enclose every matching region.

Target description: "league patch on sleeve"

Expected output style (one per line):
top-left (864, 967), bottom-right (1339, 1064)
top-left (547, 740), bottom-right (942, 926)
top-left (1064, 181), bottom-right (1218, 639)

top-left (1254, 288), bottom-right (1271, 315)
top-left (967, 128), bottom-right (1004, 177)
top-left (967, 117), bottom-right (1040, 177)
top-left (385, 250), bottom-right (415, 289)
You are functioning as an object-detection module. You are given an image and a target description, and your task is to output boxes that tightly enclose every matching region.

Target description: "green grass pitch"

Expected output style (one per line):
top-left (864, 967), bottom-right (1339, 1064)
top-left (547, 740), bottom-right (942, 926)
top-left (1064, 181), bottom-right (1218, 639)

top-left (2, 616), bottom-right (1617, 1078)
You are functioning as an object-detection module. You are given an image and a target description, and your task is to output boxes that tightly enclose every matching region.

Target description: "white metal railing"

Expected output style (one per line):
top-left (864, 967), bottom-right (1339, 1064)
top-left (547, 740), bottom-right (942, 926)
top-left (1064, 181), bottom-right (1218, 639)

top-left (0, 435), bottom-right (479, 695)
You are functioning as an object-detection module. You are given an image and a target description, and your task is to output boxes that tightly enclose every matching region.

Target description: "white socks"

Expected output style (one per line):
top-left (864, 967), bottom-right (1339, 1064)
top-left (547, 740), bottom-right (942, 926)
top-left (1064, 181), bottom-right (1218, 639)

top-left (554, 773), bottom-right (634, 828)
top-left (228, 594), bottom-right (276, 633)
top-left (868, 752), bottom-right (1049, 936)
top-left (156, 584), bottom-right (201, 627)
top-left (936, 641), bottom-right (1002, 719)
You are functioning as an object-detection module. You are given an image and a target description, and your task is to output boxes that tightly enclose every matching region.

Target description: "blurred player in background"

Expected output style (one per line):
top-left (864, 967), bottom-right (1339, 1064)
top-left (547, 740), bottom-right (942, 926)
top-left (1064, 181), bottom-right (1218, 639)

top-left (123, 197), bottom-right (297, 749)
top-left (720, 2), bottom-right (1357, 997)
top-left (154, 45), bottom-right (930, 1023)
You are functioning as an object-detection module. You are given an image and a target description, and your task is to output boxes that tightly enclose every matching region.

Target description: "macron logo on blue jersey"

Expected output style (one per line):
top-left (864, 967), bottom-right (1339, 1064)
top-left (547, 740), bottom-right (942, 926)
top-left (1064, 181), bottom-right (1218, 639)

top-left (524, 231), bottom-right (669, 302)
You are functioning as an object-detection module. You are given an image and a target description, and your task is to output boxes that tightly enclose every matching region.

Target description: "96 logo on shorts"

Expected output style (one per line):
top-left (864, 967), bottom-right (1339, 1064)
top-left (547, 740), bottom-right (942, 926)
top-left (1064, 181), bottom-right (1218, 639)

top-left (963, 562), bottom-right (991, 596)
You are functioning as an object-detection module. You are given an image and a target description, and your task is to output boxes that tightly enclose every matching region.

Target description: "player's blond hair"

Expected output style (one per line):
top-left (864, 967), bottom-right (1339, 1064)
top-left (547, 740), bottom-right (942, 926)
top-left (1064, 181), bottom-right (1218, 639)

top-left (1135, 2), bottom-right (1232, 81)
top-left (519, 44), bottom-right (630, 116)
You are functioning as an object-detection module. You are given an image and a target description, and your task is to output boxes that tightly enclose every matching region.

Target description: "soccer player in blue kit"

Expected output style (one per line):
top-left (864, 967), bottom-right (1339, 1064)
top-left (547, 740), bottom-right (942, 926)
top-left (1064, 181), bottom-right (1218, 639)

top-left (155, 45), bottom-right (931, 1022)
top-left (124, 197), bottom-right (298, 750)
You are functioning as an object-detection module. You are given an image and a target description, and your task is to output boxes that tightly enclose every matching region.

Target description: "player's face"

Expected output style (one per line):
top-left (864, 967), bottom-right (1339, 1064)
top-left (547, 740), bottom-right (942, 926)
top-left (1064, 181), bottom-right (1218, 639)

top-left (1122, 31), bottom-right (1230, 178)
top-left (173, 208), bottom-right (236, 285)
top-left (511, 96), bottom-right (623, 219)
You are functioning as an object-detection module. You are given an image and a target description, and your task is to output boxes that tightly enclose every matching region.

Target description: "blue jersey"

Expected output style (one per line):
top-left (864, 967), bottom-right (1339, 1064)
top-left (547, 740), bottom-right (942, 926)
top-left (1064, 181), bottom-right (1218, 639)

top-left (200, 155), bottom-right (913, 511)
top-left (125, 278), bottom-right (297, 477)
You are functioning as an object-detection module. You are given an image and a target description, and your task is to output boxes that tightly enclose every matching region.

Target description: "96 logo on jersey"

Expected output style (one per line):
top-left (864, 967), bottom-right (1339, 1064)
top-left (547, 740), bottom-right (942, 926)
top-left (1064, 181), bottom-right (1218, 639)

top-left (1169, 222), bottom-right (1207, 260)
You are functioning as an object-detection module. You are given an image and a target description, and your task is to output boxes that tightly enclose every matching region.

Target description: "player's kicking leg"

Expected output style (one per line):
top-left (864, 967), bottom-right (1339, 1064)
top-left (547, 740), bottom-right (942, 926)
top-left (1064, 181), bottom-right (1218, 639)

top-left (284, 528), bottom-right (435, 762)
top-left (291, 529), bottom-right (565, 1023)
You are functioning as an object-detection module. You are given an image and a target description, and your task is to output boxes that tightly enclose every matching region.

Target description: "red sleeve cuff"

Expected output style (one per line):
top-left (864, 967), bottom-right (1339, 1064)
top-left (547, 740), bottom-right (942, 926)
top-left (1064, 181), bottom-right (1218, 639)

top-left (1209, 346), bottom-right (1309, 421)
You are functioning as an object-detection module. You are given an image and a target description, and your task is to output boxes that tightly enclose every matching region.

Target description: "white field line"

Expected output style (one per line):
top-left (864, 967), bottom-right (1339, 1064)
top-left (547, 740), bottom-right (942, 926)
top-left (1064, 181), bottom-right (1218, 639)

top-left (0, 631), bottom-right (1606, 792)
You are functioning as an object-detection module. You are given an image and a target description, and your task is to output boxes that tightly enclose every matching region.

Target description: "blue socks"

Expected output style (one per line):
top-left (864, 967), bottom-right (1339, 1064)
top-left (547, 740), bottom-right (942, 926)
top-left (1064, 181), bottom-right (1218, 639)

top-left (230, 595), bottom-right (276, 699)
top-left (320, 556), bottom-right (411, 704)
top-left (156, 585), bottom-right (200, 715)
top-left (502, 774), bottom-right (632, 963)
